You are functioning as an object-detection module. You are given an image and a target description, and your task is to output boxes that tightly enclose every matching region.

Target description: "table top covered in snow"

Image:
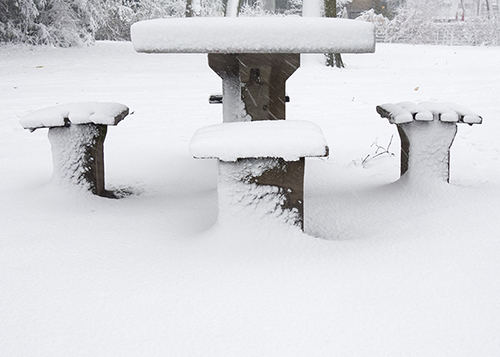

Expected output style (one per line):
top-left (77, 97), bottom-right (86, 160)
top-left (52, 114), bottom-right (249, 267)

top-left (189, 120), bottom-right (329, 161)
top-left (20, 102), bottom-right (129, 130)
top-left (131, 17), bottom-right (375, 54)
top-left (376, 101), bottom-right (482, 125)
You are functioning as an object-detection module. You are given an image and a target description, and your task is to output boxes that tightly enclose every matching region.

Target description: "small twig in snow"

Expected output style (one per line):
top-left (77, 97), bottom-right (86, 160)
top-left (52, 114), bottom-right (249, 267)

top-left (360, 135), bottom-right (395, 167)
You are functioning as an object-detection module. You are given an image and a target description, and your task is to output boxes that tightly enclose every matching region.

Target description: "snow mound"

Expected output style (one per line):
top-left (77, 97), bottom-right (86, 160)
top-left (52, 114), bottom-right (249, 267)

top-left (20, 102), bottom-right (129, 130)
top-left (190, 120), bottom-right (329, 161)
top-left (376, 101), bottom-right (482, 125)
top-left (131, 17), bottom-right (375, 54)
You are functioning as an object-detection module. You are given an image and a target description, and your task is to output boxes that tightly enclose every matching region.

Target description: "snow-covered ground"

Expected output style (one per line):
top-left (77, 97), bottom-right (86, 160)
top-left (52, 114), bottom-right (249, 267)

top-left (1, 41), bottom-right (500, 356)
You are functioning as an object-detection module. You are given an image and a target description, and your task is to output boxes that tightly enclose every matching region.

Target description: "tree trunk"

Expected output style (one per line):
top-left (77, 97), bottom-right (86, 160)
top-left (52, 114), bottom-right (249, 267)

top-left (185, 0), bottom-right (194, 17)
top-left (222, 0), bottom-right (243, 16)
top-left (324, 0), bottom-right (344, 68)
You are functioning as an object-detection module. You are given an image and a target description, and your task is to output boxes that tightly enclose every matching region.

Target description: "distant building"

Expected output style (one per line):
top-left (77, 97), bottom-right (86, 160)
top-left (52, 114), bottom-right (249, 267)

top-left (430, 0), bottom-right (499, 21)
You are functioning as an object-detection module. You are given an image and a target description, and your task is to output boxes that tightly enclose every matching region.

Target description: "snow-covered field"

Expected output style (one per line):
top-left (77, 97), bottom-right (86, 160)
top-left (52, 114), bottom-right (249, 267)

top-left (1, 41), bottom-right (500, 356)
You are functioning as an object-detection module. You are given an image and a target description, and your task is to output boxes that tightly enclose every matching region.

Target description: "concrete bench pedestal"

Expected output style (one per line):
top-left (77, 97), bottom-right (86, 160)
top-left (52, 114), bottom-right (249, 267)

top-left (218, 157), bottom-right (305, 227)
top-left (190, 120), bottom-right (329, 230)
top-left (376, 101), bottom-right (482, 183)
top-left (20, 102), bottom-right (129, 197)
top-left (47, 123), bottom-right (108, 196)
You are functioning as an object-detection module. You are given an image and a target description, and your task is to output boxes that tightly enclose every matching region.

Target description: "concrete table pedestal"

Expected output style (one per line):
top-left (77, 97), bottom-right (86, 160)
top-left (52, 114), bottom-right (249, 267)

top-left (208, 53), bottom-right (300, 122)
top-left (218, 157), bottom-right (305, 228)
top-left (207, 52), bottom-right (303, 216)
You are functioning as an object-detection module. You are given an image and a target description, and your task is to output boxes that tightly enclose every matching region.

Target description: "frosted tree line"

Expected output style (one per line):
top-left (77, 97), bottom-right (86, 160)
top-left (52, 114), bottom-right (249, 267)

top-left (0, 0), bottom-right (188, 45)
top-left (360, 0), bottom-right (500, 45)
top-left (0, 0), bottom-right (499, 47)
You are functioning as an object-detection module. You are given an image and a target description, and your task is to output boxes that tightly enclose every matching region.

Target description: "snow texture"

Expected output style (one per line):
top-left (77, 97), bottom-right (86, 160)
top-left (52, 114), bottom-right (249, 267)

top-left (131, 17), bottom-right (375, 54)
top-left (377, 101), bottom-right (482, 125)
top-left (189, 120), bottom-right (329, 161)
top-left (20, 102), bottom-right (129, 130)
top-left (3, 42), bottom-right (500, 357)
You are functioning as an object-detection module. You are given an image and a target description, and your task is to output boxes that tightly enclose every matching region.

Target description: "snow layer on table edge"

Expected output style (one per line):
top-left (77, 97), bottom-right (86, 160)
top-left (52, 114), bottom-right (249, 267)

top-left (131, 17), bottom-right (375, 54)
top-left (189, 120), bottom-right (329, 161)
top-left (20, 102), bottom-right (129, 130)
top-left (377, 101), bottom-right (482, 125)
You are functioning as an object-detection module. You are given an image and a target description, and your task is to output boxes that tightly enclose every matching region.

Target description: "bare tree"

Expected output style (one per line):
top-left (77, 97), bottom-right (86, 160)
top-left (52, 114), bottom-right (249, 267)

top-left (485, 0), bottom-right (491, 17)
top-left (222, 0), bottom-right (243, 16)
top-left (186, 0), bottom-right (195, 16)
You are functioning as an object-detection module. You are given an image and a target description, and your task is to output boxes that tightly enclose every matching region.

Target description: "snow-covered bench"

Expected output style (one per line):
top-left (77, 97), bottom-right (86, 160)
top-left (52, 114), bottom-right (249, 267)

top-left (190, 120), bottom-right (329, 229)
top-left (376, 101), bottom-right (482, 183)
top-left (20, 102), bottom-right (129, 197)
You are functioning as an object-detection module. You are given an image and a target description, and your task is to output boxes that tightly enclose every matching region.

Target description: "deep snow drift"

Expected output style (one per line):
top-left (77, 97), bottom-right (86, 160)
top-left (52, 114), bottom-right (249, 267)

top-left (1, 41), bottom-right (500, 356)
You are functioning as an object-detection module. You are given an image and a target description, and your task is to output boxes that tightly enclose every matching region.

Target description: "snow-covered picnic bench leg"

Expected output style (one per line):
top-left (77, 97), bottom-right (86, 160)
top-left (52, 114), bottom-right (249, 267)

top-left (396, 120), bottom-right (458, 182)
top-left (218, 158), bottom-right (305, 229)
top-left (48, 123), bottom-right (109, 196)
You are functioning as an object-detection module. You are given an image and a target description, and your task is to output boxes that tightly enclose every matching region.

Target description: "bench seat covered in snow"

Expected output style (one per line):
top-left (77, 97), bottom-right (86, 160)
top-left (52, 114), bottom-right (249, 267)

top-left (376, 101), bottom-right (482, 126)
top-left (190, 120), bottom-right (329, 161)
top-left (20, 102), bottom-right (128, 131)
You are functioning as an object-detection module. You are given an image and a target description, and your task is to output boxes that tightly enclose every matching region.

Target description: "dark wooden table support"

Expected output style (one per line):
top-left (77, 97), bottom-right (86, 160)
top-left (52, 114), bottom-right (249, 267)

top-left (208, 53), bottom-right (300, 123)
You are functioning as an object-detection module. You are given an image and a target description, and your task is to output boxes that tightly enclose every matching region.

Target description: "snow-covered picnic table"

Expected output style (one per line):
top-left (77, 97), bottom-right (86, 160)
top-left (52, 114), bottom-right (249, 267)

top-left (131, 17), bottom-right (375, 229)
top-left (131, 17), bottom-right (375, 55)
top-left (131, 17), bottom-right (374, 124)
